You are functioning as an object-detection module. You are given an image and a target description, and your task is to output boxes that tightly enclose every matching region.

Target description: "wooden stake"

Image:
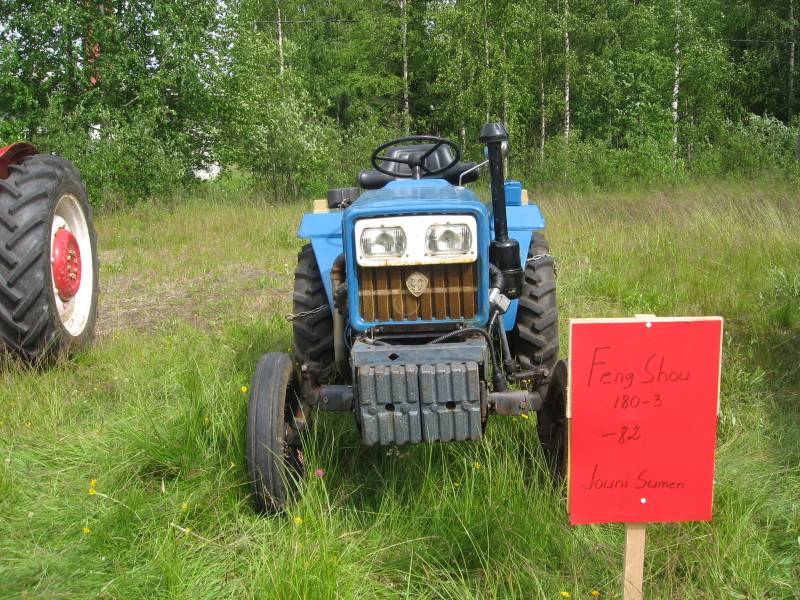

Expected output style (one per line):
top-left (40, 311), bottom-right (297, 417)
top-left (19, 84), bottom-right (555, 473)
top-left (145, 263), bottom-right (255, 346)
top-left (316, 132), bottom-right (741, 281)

top-left (623, 522), bottom-right (646, 600)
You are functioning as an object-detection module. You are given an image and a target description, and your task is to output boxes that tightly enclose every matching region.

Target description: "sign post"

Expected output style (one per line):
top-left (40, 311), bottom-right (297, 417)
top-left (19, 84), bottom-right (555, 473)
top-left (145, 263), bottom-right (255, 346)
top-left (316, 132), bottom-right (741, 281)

top-left (568, 316), bottom-right (723, 598)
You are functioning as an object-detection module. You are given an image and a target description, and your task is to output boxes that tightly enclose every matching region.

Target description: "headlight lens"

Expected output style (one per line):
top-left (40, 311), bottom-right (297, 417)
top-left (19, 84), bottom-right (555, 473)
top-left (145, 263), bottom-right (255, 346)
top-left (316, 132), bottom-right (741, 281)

top-left (426, 223), bottom-right (472, 255)
top-left (360, 226), bottom-right (407, 258)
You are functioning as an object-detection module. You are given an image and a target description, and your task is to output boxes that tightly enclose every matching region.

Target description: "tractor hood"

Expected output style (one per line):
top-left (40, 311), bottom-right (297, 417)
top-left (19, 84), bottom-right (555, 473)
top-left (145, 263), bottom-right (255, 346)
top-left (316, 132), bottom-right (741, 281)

top-left (349, 178), bottom-right (485, 213)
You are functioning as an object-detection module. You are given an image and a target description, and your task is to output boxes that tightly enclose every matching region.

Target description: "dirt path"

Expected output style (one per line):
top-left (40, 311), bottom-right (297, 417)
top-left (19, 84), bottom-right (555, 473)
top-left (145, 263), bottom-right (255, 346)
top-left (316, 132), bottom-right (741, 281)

top-left (96, 251), bottom-right (291, 337)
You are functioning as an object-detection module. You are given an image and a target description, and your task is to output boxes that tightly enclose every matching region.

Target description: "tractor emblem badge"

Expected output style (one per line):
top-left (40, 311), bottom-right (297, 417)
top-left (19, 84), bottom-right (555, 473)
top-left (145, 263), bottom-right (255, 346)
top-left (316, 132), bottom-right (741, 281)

top-left (406, 272), bottom-right (429, 297)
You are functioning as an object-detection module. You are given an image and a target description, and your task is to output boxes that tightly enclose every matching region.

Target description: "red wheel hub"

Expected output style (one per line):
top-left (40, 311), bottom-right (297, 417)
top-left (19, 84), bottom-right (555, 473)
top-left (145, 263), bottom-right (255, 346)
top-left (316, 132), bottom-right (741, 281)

top-left (52, 228), bottom-right (82, 301)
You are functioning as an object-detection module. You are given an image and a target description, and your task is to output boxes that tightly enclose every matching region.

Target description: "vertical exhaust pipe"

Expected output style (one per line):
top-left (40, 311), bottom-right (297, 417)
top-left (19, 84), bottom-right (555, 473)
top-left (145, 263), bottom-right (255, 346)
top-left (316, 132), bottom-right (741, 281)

top-left (480, 123), bottom-right (523, 299)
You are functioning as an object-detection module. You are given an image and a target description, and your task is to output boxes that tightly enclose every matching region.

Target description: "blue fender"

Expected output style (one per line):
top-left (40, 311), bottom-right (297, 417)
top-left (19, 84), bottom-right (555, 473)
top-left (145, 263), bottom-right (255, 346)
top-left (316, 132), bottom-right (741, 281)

top-left (297, 211), bottom-right (343, 308)
top-left (494, 203), bottom-right (545, 330)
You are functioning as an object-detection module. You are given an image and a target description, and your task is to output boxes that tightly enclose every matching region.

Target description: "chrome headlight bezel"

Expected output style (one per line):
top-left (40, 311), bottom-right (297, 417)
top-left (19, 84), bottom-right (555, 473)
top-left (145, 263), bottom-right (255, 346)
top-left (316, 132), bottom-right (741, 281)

top-left (425, 223), bottom-right (473, 256)
top-left (355, 215), bottom-right (478, 266)
top-left (359, 226), bottom-right (407, 259)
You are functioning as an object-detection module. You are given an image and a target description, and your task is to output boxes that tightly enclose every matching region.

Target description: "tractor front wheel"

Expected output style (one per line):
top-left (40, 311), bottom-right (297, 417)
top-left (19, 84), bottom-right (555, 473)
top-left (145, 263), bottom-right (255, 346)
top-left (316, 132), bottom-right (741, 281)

top-left (246, 352), bottom-right (305, 513)
top-left (0, 154), bottom-right (99, 360)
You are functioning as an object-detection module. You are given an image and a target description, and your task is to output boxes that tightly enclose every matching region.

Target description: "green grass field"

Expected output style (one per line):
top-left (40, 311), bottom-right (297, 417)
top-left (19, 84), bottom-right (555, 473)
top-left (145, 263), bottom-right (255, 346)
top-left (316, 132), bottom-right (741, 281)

top-left (1, 181), bottom-right (798, 599)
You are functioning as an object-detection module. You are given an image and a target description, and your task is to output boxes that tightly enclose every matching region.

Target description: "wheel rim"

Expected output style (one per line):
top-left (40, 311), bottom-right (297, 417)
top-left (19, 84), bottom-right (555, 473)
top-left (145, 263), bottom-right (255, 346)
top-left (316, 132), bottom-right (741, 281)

top-left (50, 193), bottom-right (93, 336)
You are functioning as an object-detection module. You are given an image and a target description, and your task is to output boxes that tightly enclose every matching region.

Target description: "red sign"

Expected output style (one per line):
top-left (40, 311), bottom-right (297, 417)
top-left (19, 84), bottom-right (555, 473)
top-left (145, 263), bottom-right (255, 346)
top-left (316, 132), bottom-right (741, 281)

top-left (568, 317), bottom-right (723, 525)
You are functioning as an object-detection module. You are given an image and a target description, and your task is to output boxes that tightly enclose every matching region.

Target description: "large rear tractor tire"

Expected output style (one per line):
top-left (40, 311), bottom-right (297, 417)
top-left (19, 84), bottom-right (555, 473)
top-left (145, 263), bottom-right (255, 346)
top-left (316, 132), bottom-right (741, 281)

top-left (292, 244), bottom-right (334, 378)
top-left (537, 359), bottom-right (568, 480)
top-left (246, 352), bottom-right (305, 513)
top-left (510, 232), bottom-right (558, 376)
top-left (0, 154), bottom-right (98, 360)
top-left (509, 232), bottom-right (563, 479)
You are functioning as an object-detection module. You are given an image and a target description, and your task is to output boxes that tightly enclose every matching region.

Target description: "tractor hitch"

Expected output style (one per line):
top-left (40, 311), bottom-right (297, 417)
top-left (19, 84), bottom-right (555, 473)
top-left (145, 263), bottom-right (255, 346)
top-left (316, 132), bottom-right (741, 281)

top-left (307, 384), bottom-right (354, 412)
top-left (489, 389), bottom-right (543, 417)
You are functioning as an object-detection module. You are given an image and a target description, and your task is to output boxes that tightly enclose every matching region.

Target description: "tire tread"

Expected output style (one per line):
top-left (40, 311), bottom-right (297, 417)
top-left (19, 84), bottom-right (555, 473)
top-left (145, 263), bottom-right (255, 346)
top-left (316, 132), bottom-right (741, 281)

top-left (0, 154), bottom-right (97, 358)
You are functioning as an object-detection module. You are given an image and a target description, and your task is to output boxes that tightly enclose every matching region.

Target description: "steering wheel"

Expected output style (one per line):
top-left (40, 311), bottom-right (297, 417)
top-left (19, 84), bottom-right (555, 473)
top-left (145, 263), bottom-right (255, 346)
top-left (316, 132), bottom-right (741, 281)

top-left (371, 135), bottom-right (461, 179)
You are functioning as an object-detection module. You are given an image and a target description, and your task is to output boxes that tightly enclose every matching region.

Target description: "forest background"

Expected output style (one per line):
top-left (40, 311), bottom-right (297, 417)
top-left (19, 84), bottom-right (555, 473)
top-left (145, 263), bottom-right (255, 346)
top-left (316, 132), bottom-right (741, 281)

top-left (1, 0), bottom-right (799, 206)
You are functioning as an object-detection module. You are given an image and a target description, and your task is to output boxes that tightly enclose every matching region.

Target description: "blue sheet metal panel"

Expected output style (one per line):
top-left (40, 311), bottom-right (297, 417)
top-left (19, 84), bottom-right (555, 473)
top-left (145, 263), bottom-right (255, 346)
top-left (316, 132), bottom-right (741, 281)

top-left (297, 210), bottom-right (343, 238)
top-left (308, 236), bottom-right (343, 307)
top-left (298, 211), bottom-right (344, 308)
top-left (343, 179), bottom-right (492, 332)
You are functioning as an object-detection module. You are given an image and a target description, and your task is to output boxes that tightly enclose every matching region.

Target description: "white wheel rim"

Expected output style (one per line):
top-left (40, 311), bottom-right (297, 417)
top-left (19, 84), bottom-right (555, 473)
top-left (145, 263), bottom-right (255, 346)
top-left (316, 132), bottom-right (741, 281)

top-left (51, 193), bottom-right (94, 336)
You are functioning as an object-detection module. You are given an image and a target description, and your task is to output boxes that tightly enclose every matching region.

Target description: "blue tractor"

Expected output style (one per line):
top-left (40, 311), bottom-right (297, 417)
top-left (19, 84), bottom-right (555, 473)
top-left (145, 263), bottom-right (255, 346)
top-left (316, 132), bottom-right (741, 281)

top-left (246, 124), bottom-right (567, 512)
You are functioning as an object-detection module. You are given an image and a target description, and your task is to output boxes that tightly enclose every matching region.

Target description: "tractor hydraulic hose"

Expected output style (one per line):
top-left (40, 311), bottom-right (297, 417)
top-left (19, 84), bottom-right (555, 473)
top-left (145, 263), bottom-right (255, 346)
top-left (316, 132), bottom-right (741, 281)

top-left (497, 319), bottom-right (515, 373)
top-left (489, 263), bottom-right (504, 291)
top-left (431, 323), bottom-right (508, 392)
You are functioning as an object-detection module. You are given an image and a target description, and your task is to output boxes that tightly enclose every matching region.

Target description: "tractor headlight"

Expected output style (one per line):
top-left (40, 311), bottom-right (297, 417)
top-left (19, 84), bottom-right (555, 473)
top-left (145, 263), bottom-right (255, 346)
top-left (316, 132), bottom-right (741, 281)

top-left (426, 223), bottom-right (472, 255)
top-left (360, 226), bottom-right (407, 258)
top-left (355, 215), bottom-right (477, 266)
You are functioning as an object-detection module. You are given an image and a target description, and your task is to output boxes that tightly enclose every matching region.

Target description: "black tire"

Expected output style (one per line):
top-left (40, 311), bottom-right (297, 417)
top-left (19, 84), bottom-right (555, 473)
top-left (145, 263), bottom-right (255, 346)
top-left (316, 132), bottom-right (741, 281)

top-left (537, 360), bottom-right (568, 480)
top-left (292, 244), bottom-right (334, 377)
top-left (510, 232), bottom-right (559, 379)
top-left (246, 352), bottom-right (304, 513)
top-left (0, 154), bottom-right (99, 360)
top-left (510, 232), bottom-right (562, 479)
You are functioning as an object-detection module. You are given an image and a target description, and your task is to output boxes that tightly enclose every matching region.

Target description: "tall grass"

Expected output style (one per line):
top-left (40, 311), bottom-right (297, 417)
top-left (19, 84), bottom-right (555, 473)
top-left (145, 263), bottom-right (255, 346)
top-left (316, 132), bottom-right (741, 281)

top-left (1, 181), bottom-right (798, 598)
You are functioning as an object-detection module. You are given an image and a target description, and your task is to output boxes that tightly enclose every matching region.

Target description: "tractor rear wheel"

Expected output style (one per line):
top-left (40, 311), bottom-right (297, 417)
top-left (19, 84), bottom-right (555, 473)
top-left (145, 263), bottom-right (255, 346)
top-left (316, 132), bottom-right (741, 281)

top-left (292, 244), bottom-right (334, 378)
top-left (510, 232), bottom-right (559, 385)
top-left (0, 154), bottom-right (98, 360)
top-left (509, 232), bottom-right (562, 478)
top-left (537, 359), bottom-right (568, 480)
top-left (247, 352), bottom-right (305, 513)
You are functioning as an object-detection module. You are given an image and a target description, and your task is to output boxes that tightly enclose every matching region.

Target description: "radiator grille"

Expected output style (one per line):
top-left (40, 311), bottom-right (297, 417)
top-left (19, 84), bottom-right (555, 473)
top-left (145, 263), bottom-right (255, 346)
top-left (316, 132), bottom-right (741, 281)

top-left (358, 262), bottom-right (478, 322)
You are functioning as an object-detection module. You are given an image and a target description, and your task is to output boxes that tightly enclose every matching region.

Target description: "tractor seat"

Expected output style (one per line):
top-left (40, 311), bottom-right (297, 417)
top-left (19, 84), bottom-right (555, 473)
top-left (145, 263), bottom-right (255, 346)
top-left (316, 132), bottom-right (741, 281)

top-left (358, 144), bottom-right (480, 190)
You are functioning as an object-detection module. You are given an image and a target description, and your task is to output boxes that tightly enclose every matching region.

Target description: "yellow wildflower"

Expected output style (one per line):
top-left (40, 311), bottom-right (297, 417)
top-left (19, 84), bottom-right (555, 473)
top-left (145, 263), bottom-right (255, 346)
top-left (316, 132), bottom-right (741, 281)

top-left (520, 413), bottom-right (529, 420)
top-left (591, 592), bottom-right (600, 598)
top-left (559, 593), bottom-right (570, 599)
top-left (89, 479), bottom-right (97, 487)
top-left (25, 420), bottom-right (32, 428)
top-left (473, 461), bottom-right (482, 470)
top-left (82, 526), bottom-right (91, 535)
top-left (181, 502), bottom-right (189, 511)
top-left (293, 515), bottom-right (303, 526)
top-left (88, 487), bottom-right (96, 495)
top-left (241, 385), bottom-right (249, 394)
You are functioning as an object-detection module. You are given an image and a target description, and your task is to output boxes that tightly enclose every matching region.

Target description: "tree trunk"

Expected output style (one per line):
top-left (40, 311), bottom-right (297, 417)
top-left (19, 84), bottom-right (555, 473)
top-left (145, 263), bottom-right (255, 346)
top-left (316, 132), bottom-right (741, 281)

top-left (790, 0), bottom-right (796, 122)
top-left (277, 4), bottom-right (284, 76)
top-left (401, 0), bottom-right (410, 134)
top-left (539, 29), bottom-right (546, 160)
top-left (484, 0), bottom-right (491, 122)
top-left (672, 2), bottom-right (681, 161)
top-left (564, 0), bottom-right (570, 142)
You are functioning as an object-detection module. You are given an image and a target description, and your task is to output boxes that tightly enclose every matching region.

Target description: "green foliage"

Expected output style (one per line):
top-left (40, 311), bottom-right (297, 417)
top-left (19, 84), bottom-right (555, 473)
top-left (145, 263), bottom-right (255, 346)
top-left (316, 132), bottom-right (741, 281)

top-left (219, 22), bottom-right (338, 199)
top-left (1, 0), bottom-right (799, 205)
top-left (691, 114), bottom-right (800, 178)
